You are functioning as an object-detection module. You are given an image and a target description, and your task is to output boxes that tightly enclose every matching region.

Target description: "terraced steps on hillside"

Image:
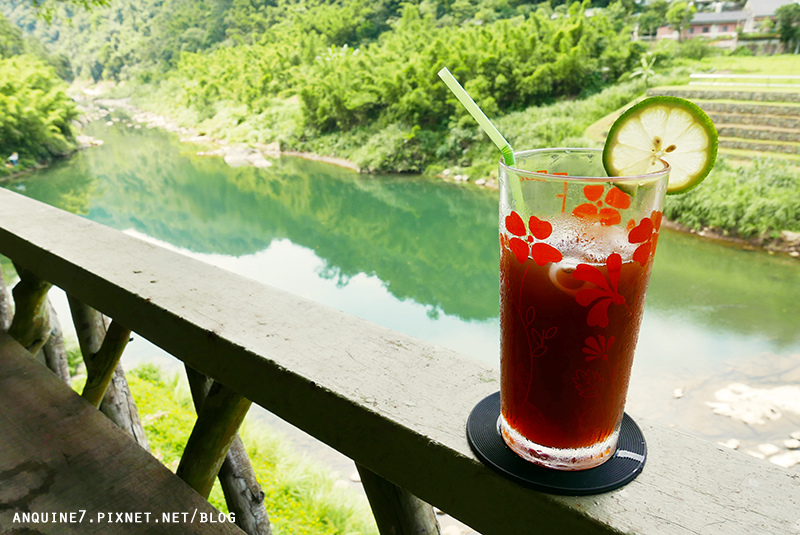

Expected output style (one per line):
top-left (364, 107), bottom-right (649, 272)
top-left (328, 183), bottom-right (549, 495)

top-left (717, 137), bottom-right (800, 155)
top-left (708, 113), bottom-right (800, 130)
top-left (719, 147), bottom-right (800, 161)
top-left (716, 124), bottom-right (800, 143)
top-left (694, 100), bottom-right (800, 117)
top-left (650, 87), bottom-right (800, 103)
top-left (645, 87), bottom-right (800, 157)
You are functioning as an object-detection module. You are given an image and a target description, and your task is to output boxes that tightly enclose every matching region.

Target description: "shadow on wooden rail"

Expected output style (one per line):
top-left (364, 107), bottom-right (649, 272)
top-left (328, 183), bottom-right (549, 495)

top-left (0, 187), bottom-right (799, 535)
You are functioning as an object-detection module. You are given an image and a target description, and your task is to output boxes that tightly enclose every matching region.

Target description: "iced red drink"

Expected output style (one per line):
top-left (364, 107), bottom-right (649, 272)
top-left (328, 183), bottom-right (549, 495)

top-left (498, 149), bottom-right (668, 470)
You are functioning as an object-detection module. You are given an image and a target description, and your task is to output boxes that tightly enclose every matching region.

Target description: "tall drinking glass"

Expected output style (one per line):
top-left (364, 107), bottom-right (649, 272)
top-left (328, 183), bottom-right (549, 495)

top-left (498, 148), bottom-right (669, 470)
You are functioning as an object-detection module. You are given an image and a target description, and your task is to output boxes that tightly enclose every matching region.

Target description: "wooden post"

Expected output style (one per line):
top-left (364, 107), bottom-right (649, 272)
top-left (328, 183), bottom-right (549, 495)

top-left (177, 377), bottom-right (252, 499)
top-left (4, 264), bottom-right (72, 384)
top-left (357, 464), bottom-right (441, 535)
top-left (41, 299), bottom-right (71, 385)
top-left (184, 366), bottom-right (272, 535)
top-left (7, 263), bottom-right (52, 356)
top-left (0, 263), bottom-right (11, 332)
top-left (220, 436), bottom-right (271, 535)
top-left (68, 296), bottom-right (149, 451)
top-left (100, 365), bottom-right (151, 450)
top-left (81, 319), bottom-right (132, 407)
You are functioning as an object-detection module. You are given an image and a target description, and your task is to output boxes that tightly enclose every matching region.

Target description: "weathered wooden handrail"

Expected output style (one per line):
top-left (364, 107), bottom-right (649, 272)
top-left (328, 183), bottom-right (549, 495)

top-left (1, 187), bottom-right (799, 534)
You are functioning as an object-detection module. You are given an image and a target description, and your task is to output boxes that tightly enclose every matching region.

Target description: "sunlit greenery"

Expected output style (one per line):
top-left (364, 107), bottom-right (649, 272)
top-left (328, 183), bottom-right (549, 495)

top-left (2, 0), bottom-right (648, 171)
top-left (1, 0), bottom-right (798, 237)
top-left (664, 157), bottom-right (800, 239)
top-left (0, 13), bottom-right (77, 174)
top-left (0, 54), bottom-right (77, 173)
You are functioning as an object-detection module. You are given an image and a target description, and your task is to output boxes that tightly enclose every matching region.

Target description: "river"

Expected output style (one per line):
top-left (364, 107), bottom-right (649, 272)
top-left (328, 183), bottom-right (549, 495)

top-left (3, 111), bottom-right (800, 474)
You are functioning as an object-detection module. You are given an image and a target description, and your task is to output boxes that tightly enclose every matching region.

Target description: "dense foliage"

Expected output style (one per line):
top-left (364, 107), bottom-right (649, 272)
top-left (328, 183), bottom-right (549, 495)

top-left (776, 2), bottom-right (800, 55)
top-left (0, 56), bottom-right (76, 164)
top-left (0, 9), bottom-right (23, 56)
top-left (168, 1), bottom-right (645, 174)
top-left (298, 5), bottom-right (638, 130)
top-left (664, 157), bottom-right (800, 239)
top-left (0, 12), bottom-right (77, 173)
top-left (2, 0), bottom-right (647, 173)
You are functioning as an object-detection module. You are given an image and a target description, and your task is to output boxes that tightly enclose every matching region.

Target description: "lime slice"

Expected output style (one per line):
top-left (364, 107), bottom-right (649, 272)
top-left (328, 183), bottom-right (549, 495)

top-left (603, 96), bottom-right (718, 194)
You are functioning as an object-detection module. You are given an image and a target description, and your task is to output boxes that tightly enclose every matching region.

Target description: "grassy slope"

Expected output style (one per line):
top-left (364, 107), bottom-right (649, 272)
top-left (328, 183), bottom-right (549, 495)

top-left (691, 55), bottom-right (800, 76)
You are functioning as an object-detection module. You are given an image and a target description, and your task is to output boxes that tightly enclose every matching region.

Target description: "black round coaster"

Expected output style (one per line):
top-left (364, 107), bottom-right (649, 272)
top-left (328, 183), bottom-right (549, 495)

top-left (466, 392), bottom-right (646, 496)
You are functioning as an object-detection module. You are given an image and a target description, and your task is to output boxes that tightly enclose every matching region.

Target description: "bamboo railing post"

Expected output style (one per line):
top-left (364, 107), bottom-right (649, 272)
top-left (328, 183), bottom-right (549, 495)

top-left (185, 366), bottom-right (271, 535)
top-left (68, 296), bottom-right (149, 451)
top-left (177, 376), bottom-right (252, 499)
top-left (356, 464), bottom-right (442, 535)
top-left (8, 263), bottom-right (52, 356)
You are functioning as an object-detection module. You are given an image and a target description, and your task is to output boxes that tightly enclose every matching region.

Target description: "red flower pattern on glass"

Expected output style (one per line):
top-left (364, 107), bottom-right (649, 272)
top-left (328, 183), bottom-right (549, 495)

top-left (582, 335), bottom-right (615, 362)
top-left (572, 185), bottom-right (631, 226)
top-left (572, 369), bottom-right (604, 399)
top-left (572, 253), bottom-right (626, 328)
top-left (504, 211), bottom-right (563, 266)
top-left (628, 210), bottom-right (663, 266)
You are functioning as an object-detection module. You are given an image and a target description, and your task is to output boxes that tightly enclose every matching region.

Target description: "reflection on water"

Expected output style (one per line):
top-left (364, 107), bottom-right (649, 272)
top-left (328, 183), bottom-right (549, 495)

top-left (11, 119), bottom-right (499, 324)
top-left (3, 114), bottom-right (800, 452)
top-left (123, 230), bottom-right (500, 364)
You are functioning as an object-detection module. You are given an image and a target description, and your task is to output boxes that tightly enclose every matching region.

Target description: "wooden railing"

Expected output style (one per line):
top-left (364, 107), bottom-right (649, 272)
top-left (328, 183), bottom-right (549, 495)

top-left (1, 186), bottom-right (799, 534)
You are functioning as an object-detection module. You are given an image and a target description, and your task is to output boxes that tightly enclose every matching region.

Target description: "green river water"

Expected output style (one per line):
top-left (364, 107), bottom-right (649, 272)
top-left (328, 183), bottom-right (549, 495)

top-left (4, 113), bottom-right (800, 457)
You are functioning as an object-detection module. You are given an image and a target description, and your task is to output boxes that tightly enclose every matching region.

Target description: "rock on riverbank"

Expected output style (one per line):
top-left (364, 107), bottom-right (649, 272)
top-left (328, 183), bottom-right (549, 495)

top-left (709, 382), bottom-right (800, 468)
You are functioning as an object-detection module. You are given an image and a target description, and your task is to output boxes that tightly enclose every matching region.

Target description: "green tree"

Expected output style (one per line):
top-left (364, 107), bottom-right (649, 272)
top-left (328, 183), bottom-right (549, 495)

top-left (665, 0), bottom-right (696, 41)
top-left (776, 2), bottom-right (800, 54)
top-left (0, 55), bottom-right (77, 165)
top-left (637, 0), bottom-right (669, 37)
top-left (0, 13), bottom-right (25, 57)
top-left (629, 51), bottom-right (655, 86)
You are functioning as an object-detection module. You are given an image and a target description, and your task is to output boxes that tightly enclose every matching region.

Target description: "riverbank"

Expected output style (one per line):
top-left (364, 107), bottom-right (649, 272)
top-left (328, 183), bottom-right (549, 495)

top-left (662, 220), bottom-right (800, 258)
top-left (83, 97), bottom-right (362, 172)
top-left (75, 95), bottom-right (800, 260)
top-left (0, 134), bottom-right (103, 184)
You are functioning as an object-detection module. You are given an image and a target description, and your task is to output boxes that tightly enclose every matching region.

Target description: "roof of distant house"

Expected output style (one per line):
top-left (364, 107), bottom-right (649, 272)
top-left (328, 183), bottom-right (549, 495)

top-left (691, 10), bottom-right (749, 24)
top-left (745, 0), bottom-right (800, 18)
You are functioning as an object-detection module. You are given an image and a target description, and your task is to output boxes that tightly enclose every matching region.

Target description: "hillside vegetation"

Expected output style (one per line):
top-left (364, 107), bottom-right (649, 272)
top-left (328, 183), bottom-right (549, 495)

top-left (0, 13), bottom-right (77, 174)
top-left (2, 0), bottom-right (650, 175)
top-left (2, 0), bottom-right (799, 241)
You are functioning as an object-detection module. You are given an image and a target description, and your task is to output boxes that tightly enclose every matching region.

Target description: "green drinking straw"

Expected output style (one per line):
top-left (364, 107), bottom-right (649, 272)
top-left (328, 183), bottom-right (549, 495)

top-left (438, 67), bottom-right (528, 217)
top-left (437, 67), bottom-right (516, 166)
